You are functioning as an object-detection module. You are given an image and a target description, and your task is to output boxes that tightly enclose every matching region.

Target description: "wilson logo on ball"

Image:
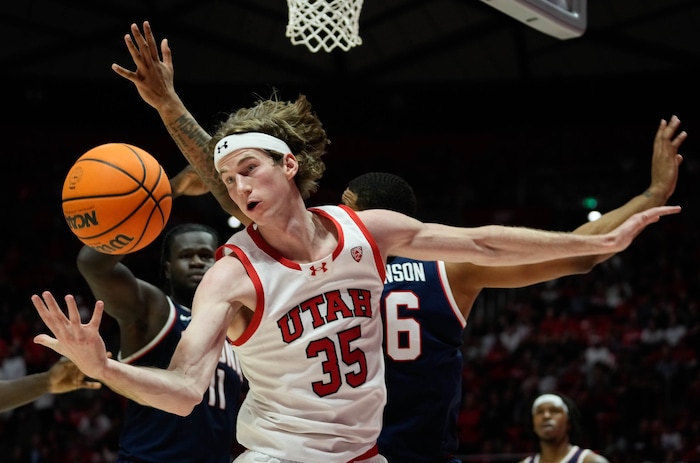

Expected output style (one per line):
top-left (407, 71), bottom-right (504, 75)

top-left (65, 210), bottom-right (98, 230)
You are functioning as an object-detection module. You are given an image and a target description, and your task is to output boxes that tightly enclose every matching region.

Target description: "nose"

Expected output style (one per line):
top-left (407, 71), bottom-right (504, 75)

top-left (236, 174), bottom-right (252, 194)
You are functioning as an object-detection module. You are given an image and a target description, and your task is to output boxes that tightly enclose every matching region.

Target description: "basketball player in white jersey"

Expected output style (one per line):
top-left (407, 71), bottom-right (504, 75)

top-left (31, 88), bottom-right (678, 462)
top-left (31, 20), bottom-right (683, 462)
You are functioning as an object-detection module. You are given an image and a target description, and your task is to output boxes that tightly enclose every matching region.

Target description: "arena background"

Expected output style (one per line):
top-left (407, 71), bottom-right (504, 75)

top-left (2, 1), bottom-right (699, 461)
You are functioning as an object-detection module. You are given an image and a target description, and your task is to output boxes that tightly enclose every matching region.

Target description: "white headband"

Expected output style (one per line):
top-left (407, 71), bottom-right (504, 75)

top-left (532, 394), bottom-right (569, 415)
top-left (214, 132), bottom-right (292, 172)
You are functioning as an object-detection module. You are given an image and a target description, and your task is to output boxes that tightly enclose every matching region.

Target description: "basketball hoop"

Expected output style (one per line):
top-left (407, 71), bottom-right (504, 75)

top-left (286, 0), bottom-right (364, 53)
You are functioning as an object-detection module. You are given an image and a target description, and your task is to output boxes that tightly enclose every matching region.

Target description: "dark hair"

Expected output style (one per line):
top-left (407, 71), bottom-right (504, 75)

top-left (560, 393), bottom-right (582, 444)
top-left (347, 172), bottom-right (417, 217)
top-left (159, 223), bottom-right (219, 287)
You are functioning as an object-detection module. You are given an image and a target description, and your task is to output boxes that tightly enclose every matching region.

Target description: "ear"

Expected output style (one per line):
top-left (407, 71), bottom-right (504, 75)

top-left (283, 152), bottom-right (299, 179)
top-left (164, 261), bottom-right (172, 280)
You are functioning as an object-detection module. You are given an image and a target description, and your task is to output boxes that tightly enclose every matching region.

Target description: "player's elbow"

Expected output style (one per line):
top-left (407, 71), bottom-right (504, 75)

top-left (169, 389), bottom-right (204, 416)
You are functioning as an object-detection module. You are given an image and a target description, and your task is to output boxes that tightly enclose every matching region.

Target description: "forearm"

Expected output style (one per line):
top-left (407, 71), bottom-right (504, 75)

top-left (0, 373), bottom-right (51, 412)
top-left (467, 224), bottom-right (622, 265)
top-left (77, 244), bottom-right (125, 272)
top-left (99, 359), bottom-right (203, 416)
top-left (402, 221), bottom-right (640, 267)
top-left (574, 188), bottom-right (667, 235)
top-left (157, 100), bottom-right (246, 221)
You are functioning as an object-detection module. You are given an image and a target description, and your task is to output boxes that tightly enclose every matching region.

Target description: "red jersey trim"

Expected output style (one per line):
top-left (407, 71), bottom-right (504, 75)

top-left (215, 243), bottom-right (265, 347)
top-left (348, 443), bottom-right (379, 462)
top-left (335, 204), bottom-right (386, 282)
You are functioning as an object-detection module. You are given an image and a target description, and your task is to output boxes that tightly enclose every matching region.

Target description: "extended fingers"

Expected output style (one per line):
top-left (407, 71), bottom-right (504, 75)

top-left (63, 294), bottom-right (104, 329)
top-left (33, 333), bottom-right (59, 350)
top-left (89, 300), bottom-right (105, 330)
top-left (81, 380), bottom-right (103, 390)
top-left (666, 116), bottom-right (687, 145)
top-left (161, 38), bottom-right (173, 67)
top-left (644, 205), bottom-right (681, 221)
top-left (31, 292), bottom-right (62, 325)
top-left (143, 20), bottom-right (159, 50)
top-left (123, 31), bottom-right (142, 62)
top-left (63, 294), bottom-right (83, 323)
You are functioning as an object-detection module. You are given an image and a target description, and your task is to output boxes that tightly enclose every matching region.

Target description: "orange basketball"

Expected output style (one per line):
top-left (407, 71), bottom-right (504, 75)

top-left (61, 143), bottom-right (172, 255)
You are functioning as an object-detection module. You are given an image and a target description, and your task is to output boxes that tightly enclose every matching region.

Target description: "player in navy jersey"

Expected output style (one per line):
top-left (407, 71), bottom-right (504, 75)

top-left (520, 393), bottom-right (610, 463)
top-left (75, 219), bottom-right (244, 463)
top-left (341, 113), bottom-right (684, 463)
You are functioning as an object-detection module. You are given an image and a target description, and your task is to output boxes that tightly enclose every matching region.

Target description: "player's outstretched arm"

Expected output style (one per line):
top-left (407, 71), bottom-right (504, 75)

top-left (443, 116), bottom-right (686, 318)
top-left (0, 356), bottom-right (101, 412)
top-left (112, 20), bottom-right (247, 224)
top-left (370, 205), bottom-right (680, 266)
top-left (32, 290), bottom-right (224, 416)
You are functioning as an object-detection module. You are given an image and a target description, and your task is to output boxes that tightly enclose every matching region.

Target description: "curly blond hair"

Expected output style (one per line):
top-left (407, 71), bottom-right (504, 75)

top-left (208, 93), bottom-right (328, 199)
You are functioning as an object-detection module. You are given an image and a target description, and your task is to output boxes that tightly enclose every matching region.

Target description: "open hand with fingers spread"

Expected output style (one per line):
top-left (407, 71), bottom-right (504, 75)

top-left (649, 115), bottom-right (686, 202)
top-left (32, 291), bottom-right (110, 381)
top-left (112, 20), bottom-right (177, 112)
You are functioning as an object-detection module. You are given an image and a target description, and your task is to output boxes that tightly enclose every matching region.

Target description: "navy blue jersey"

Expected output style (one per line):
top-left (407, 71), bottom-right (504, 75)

top-left (117, 297), bottom-right (243, 463)
top-left (378, 257), bottom-right (466, 463)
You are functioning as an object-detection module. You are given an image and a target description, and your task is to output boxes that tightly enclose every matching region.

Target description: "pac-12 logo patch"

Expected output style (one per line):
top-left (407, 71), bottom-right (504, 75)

top-left (350, 246), bottom-right (363, 262)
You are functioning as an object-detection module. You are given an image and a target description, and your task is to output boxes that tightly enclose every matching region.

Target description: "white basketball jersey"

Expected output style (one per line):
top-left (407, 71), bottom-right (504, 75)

top-left (219, 205), bottom-right (387, 463)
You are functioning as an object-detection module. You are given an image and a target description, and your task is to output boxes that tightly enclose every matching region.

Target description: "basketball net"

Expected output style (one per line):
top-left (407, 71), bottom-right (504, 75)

top-left (286, 0), bottom-right (364, 53)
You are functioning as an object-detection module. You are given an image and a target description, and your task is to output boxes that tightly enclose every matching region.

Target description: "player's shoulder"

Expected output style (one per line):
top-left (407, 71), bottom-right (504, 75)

top-left (202, 255), bottom-right (250, 289)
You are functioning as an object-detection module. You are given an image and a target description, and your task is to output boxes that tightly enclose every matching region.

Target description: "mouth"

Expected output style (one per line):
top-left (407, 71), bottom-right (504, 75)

top-left (247, 201), bottom-right (260, 211)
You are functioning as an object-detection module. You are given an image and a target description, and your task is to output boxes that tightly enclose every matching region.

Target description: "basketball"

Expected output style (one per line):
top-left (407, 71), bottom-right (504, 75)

top-left (61, 143), bottom-right (172, 255)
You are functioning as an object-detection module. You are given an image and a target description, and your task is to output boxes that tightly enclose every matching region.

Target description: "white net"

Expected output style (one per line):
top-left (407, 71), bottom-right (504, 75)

top-left (286, 0), bottom-right (364, 53)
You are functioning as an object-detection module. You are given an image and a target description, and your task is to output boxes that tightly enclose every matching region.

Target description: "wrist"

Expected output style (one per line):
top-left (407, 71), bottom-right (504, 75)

top-left (644, 185), bottom-right (670, 205)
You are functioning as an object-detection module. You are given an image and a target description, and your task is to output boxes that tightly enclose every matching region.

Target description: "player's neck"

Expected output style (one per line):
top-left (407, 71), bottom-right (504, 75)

top-left (539, 441), bottom-right (573, 463)
top-left (258, 209), bottom-right (337, 263)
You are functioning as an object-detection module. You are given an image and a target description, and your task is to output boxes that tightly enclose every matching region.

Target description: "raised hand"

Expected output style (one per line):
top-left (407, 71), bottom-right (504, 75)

top-left (650, 115), bottom-right (686, 201)
top-left (112, 20), bottom-right (176, 111)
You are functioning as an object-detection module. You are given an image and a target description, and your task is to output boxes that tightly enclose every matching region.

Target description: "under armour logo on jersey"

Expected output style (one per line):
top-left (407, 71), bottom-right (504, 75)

top-left (309, 262), bottom-right (328, 276)
top-left (180, 314), bottom-right (192, 322)
top-left (350, 246), bottom-right (363, 262)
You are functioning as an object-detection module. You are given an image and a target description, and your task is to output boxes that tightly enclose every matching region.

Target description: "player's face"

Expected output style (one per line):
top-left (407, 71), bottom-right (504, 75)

top-left (532, 401), bottom-right (569, 443)
top-left (219, 149), bottom-right (295, 221)
top-left (166, 231), bottom-right (217, 292)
